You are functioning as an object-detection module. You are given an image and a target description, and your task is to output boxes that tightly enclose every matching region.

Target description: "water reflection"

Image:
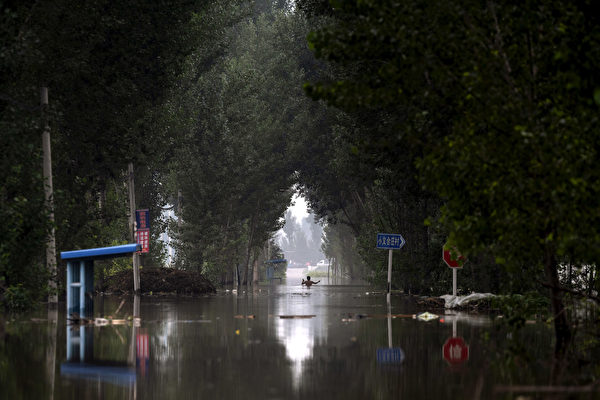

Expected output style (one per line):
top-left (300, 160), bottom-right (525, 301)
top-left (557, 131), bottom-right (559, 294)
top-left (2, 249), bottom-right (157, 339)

top-left (60, 296), bottom-right (141, 397)
top-left (275, 270), bottom-right (328, 391)
top-left (1, 277), bottom-right (573, 399)
top-left (277, 321), bottom-right (313, 389)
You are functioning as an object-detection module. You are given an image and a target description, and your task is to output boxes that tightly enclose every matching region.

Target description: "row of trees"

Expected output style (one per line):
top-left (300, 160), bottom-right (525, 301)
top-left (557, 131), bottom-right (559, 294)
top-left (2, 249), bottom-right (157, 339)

top-left (163, 2), bottom-right (316, 284)
top-left (1, 0), bottom-right (232, 306)
top-left (2, 0), bottom-right (599, 367)
top-left (297, 0), bottom-right (599, 381)
top-left (1, 0), bottom-right (599, 384)
top-left (1, 0), bottom-right (325, 302)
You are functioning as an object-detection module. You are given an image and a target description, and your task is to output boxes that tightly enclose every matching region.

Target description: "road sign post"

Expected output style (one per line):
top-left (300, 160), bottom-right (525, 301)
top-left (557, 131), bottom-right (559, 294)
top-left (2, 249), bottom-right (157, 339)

top-left (377, 233), bottom-right (406, 298)
top-left (443, 243), bottom-right (465, 296)
top-left (387, 249), bottom-right (393, 293)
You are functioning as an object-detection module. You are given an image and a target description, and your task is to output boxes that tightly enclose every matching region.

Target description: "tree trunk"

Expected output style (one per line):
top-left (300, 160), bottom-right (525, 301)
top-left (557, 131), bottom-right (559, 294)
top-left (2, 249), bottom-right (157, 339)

top-left (543, 247), bottom-right (571, 383)
top-left (589, 266), bottom-right (595, 297)
top-left (252, 255), bottom-right (259, 284)
top-left (242, 208), bottom-right (258, 286)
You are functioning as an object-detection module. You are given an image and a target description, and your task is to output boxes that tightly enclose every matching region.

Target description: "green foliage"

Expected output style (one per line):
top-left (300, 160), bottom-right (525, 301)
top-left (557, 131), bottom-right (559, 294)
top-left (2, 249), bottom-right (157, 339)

top-left (166, 7), bottom-right (319, 283)
top-left (493, 293), bottom-right (551, 328)
top-left (201, 261), bottom-right (223, 285)
top-left (1, 0), bottom-right (229, 305)
top-left (305, 0), bottom-right (600, 270)
top-left (2, 284), bottom-right (36, 311)
top-left (302, 0), bottom-right (600, 305)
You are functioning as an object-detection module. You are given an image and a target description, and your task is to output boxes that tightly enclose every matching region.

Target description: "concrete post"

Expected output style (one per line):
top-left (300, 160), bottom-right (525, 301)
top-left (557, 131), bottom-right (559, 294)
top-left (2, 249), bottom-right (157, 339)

top-left (41, 87), bottom-right (57, 304)
top-left (128, 163), bottom-right (140, 292)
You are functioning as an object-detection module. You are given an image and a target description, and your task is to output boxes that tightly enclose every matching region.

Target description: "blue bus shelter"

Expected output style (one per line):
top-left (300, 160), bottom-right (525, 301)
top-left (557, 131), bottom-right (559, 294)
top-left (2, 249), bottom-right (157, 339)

top-left (61, 244), bottom-right (140, 318)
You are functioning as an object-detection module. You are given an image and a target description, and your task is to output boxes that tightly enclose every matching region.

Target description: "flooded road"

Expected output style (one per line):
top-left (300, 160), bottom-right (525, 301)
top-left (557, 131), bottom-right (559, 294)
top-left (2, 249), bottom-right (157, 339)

top-left (1, 268), bottom-right (556, 399)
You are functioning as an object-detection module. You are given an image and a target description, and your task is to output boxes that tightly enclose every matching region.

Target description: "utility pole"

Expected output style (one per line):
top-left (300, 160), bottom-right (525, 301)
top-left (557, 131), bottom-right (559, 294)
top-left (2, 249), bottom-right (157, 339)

top-left (128, 163), bottom-right (140, 292)
top-left (41, 87), bottom-right (57, 304)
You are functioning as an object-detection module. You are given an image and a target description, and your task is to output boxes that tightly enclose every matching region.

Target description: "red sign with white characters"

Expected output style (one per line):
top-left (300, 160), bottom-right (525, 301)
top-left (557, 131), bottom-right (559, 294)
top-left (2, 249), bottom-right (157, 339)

top-left (136, 228), bottom-right (150, 253)
top-left (442, 336), bottom-right (469, 366)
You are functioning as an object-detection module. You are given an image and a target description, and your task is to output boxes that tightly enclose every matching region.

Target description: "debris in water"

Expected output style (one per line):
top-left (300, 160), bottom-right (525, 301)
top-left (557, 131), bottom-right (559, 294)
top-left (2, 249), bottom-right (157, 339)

top-left (342, 313), bottom-right (415, 321)
top-left (416, 312), bottom-right (439, 322)
top-left (67, 313), bottom-right (93, 325)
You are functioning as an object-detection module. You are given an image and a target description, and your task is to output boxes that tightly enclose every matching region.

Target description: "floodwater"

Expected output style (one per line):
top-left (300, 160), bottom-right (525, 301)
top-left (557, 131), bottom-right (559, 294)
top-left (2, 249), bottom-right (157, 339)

top-left (1, 268), bottom-right (560, 400)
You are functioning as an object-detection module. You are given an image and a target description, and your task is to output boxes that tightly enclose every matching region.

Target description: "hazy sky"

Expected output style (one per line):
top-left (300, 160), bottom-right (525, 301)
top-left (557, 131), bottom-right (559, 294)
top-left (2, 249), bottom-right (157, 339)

top-left (289, 193), bottom-right (309, 223)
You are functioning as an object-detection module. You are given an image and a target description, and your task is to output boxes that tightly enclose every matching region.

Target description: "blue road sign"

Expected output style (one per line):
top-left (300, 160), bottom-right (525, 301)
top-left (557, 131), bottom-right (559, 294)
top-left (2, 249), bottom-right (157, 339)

top-left (376, 233), bottom-right (406, 249)
top-left (136, 209), bottom-right (150, 230)
top-left (377, 348), bottom-right (405, 364)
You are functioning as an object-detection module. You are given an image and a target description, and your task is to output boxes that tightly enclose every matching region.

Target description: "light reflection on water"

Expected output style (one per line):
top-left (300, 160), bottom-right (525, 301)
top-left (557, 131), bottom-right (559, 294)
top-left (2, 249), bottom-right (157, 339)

top-left (275, 268), bottom-right (329, 391)
top-left (0, 269), bottom-right (560, 400)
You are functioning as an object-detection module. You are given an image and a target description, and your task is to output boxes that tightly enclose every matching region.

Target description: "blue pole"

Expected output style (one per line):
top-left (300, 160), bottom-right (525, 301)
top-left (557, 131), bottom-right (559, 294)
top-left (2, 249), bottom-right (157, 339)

top-left (66, 261), bottom-right (72, 315)
top-left (79, 261), bottom-right (85, 317)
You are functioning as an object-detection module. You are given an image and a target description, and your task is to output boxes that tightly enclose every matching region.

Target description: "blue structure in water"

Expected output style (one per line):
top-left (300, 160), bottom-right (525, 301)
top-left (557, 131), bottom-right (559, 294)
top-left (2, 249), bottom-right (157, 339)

top-left (265, 259), bottom-right (287, 283)
top-left (61, 244), bottom-right (140, 317)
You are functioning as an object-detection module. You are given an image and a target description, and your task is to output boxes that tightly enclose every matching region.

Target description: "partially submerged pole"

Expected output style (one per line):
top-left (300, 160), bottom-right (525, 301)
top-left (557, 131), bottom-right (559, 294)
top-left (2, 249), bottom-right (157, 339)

top-left (41, 87), bottom-right (57, 304)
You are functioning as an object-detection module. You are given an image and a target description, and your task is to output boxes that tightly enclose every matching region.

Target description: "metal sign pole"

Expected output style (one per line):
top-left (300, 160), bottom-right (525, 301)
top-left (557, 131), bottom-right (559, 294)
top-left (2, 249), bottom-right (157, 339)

top-left (387, 294), bottom-right (392, 348)
top-left (377, 233), bottom-right (405, 303)
top-left (387, 249), bottom-right (393, 294)
top-left (453, 268), bottom-right (457, 297)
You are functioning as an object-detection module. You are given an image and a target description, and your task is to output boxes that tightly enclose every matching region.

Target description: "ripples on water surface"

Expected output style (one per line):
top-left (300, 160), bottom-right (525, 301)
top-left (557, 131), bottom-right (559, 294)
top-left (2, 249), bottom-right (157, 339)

top-left (0, 269), bottom-right (558, 399)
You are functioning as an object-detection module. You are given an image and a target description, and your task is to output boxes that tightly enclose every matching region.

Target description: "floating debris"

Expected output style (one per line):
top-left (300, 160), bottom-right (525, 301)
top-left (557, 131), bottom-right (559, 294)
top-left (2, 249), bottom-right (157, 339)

top-left (342, 313), bottom-right (415, 321)
top-left (174, 320), bottom-right (212, 324)
top-left (417, 312), bottom-right (439, 322)
top-left (29, 318), bottom-right (49, 323)
top-left (67, 313), bottom-right (94, 325)
top-left (107, 319), bottom-right (128, 325)
top-left (441, 293), bottom-right (495, 309)
top-left (113, 299), bottom-right (126, 316)
top-left (67, 313), bottom-right (141, 326)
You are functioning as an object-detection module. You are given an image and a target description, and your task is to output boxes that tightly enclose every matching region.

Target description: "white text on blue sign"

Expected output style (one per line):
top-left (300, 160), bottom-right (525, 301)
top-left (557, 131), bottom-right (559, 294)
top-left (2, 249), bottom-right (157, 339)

top-left (377, 233), bottom-right (406, 249)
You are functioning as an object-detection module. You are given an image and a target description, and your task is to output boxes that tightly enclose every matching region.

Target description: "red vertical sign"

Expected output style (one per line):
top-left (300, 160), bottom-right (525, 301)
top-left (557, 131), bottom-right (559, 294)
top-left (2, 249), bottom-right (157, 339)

top-left (137, 332), bottom-right (150, 376)
top-left (136, 209), bottom-right (150, 253)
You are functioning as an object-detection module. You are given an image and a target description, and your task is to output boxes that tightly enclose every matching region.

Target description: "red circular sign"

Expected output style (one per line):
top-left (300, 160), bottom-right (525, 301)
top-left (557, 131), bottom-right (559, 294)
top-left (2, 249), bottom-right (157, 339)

top-left (442, 336), bottom-right (469, 366)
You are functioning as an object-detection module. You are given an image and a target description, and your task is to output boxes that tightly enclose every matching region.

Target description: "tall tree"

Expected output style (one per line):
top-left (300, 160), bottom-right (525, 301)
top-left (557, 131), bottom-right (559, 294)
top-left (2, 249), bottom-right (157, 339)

top-left (304, 0), bottom-right (600, 378)
top-left (0, 0), bottom-right (223, 306)
top-left (167, 8), bottom-right (319, 284)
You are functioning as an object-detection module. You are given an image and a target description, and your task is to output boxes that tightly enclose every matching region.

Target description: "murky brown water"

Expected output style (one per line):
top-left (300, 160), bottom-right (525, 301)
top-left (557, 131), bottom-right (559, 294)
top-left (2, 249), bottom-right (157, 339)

top-left (1, 269), bottom-right (557, 399)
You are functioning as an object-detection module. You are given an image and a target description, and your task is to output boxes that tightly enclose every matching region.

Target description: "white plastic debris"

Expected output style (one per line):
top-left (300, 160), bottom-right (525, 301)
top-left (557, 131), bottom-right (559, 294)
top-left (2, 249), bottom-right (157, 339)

top-left (440, 293), bottom-right (495, 309)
